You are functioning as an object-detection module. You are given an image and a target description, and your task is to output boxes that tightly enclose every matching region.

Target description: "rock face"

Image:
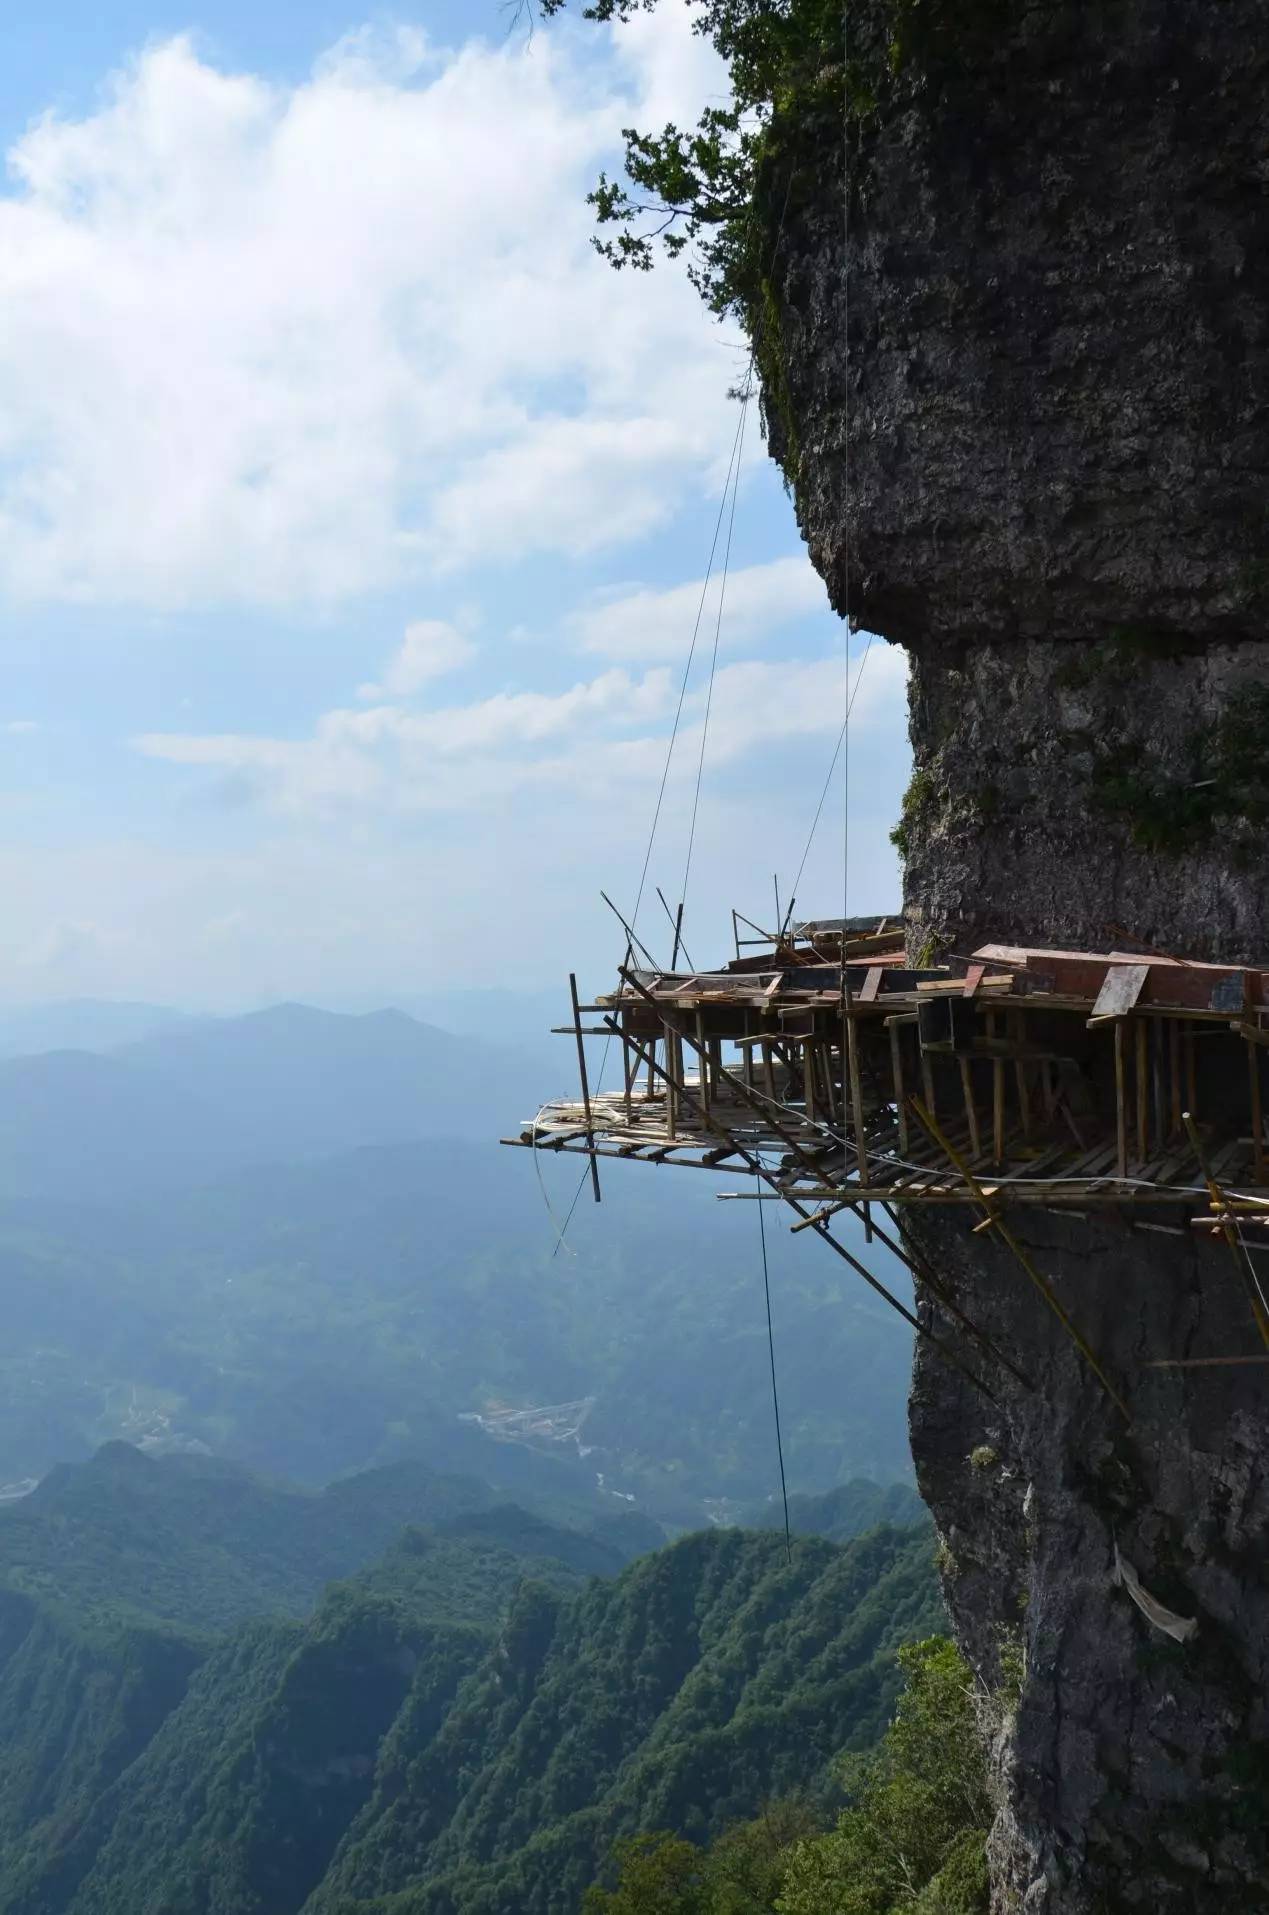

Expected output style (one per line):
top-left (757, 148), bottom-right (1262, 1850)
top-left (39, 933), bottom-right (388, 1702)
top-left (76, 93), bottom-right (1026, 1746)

top-left (760, 2), bottom-right (1269, 1907)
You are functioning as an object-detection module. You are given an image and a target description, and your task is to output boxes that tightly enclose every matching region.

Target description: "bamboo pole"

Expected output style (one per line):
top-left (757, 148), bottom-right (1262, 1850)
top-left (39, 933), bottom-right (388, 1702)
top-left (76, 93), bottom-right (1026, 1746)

top-left (1115, 1020), bottom-right (1128, 1179)
top-left (568, 973), bottom-right (602, 1205)
top-left (845, 1008), bottom-right (870, 1189)
top-left (1249, 1038), bottom-right (1265, 1185)
top-left (890, 1020), bottom-right (910, 1155)
top-left (960, 1058), bottom-right (982, 1161)
top-left (1011, 1012), bottom-right (1032, 1144)
top-left (603, 1014), bottom-right (1000, 1404)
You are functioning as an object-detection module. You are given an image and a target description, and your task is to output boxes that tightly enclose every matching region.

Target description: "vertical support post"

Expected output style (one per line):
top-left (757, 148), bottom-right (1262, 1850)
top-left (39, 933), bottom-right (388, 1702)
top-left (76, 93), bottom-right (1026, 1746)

top-left (622, 1015), bottom-right (638, 1125)
top-left (1185, 1021), bottom-right (1198, 1122)
top-left (568, 973), bottom-right (602, 1204)
top-left (696, 1011), bottom-right (711, 1116)
top-left (1114, 1018), bottom-right (1128, 1179)
top-left (1135, 1017), bottom-right (1149, 1165)
top-left (762, 1036), bottom-right (777, 1106)
top-left (1151, 1017), bottom-right (1165, 1154)
top-left (1010, 1012), bottom-right (1032, 1144)
top-left (845, 1004), bottom-right (870, 1188)
top-left (805, 1038), bottom-right (817, 1125)
top-left (985, 1009), bottom-right (1002, 1164)
top-left (1249, 1038), bottom-right (1266, 1185)
top-left (960, 1057), bottom-right (982, 1161)
top-left (1169, 1018), bottom-right (1182, 1138)
top-left (1041, 1058), bottom-right (1057, 1121)
top-left (890, 1019), bottom-right (910, 1155)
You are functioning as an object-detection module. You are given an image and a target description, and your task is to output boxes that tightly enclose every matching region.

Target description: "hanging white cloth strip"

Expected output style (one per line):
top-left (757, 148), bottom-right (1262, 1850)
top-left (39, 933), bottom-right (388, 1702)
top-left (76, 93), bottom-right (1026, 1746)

top-left (1113, 1543), bottom-right (1198, 1644)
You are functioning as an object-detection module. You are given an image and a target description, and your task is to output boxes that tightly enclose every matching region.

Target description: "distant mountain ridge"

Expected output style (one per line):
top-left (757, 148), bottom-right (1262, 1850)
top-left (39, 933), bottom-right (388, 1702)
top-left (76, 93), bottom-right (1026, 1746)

top-left (0, 999), bottom-right (195, 1058)
top-left (0, 1443), bottom-right (634, 1636)
top-left (0, 1001), bottom-right (552, 1205)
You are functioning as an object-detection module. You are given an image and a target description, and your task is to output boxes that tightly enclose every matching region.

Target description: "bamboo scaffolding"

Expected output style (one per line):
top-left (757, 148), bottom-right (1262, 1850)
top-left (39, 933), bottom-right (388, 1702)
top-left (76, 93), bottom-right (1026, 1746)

top-left (601, 1013), bottom-right (1002, 1405)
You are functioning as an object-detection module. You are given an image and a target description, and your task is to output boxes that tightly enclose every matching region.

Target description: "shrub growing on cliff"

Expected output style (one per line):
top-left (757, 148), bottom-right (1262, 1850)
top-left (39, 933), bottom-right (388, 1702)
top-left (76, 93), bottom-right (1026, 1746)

top-left (527, 1), bottom-right (1008, 329)
top-left (777, 1637), bottom-right (990, 1914)
top-left (584, 1637), bottom-right (989, 1914)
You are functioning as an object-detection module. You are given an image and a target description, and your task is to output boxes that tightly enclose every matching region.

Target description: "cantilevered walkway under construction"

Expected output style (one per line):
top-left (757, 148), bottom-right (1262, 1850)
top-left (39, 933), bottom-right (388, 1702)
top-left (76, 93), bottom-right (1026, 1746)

top-left (503, 916), bottom-right (1269, 1411)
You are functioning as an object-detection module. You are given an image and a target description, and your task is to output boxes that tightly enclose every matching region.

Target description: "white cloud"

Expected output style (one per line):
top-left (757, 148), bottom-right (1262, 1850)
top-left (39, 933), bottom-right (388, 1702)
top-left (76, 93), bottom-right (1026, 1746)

top-left (131, 639), bottom-right (905, 820)
top-left (357, 619), bottom-right (475, 700)
top-left (0, 19), bottom-right (737, 608)
top-left (4, 720), bottom-right (39, 734)
top-left (574, 555), bottom-right (830, 660)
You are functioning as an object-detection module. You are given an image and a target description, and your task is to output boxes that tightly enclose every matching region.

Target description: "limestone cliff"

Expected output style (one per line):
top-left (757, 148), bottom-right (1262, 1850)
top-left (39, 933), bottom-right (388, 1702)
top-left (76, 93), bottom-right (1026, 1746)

top-left (758, 3), bottom-right (1269, 1908)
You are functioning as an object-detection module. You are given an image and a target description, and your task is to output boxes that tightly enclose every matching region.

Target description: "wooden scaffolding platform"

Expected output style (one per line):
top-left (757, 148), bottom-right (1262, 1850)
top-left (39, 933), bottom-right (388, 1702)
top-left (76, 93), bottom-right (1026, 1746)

top-left (507, 922), bottom-right (1269, 1219)
top-left (502, 918), bottom-right (1269, 1409)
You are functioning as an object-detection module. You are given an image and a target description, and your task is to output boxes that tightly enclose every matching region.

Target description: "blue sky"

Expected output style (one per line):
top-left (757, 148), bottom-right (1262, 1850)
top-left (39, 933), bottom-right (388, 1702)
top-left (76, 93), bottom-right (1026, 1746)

top-left (0, 0), bottom-right (909, 1010)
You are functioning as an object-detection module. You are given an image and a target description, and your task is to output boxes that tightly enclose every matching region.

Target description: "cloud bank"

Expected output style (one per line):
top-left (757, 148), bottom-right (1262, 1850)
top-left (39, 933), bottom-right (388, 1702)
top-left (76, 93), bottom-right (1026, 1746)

top-left (0, 17), bottom-right (736, 606)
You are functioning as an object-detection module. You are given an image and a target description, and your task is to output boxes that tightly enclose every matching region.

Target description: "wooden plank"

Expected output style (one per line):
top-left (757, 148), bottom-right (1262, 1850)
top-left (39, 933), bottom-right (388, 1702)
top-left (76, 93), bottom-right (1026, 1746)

top-left (963, 962), bottom-right (986, 999)
top-left (1136, 1019), bottom-right (1149, 1165)
top-left (859, 965), bottom-right (884, 1004)
top-left (1092, 962), bottom-right (1149, 1021)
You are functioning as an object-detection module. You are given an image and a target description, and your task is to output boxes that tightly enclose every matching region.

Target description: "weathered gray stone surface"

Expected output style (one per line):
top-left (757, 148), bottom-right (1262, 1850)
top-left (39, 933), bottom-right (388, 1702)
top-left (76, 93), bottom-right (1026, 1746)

top-left (759, 1), bottom-right (1269, 1907)
top-left (768, 0), bottom-right (1269, 652)
top-left (906, 1206), bottom-right (1269, 1912)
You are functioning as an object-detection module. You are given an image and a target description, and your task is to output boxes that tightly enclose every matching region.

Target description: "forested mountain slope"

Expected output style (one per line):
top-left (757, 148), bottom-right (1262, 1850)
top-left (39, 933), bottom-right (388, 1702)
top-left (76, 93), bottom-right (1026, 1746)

top-left (0, 1449), bottom-right (939, 1915)
top-left (0, 1451), bottom-right (643, 1915)
top-left (306, 1525), bottom-right (939, 1915)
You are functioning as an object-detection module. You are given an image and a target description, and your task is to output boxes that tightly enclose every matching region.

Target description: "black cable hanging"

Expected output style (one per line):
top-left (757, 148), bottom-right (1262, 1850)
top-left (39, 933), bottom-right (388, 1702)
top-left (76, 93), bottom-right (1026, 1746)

top-left (758, 1166), bottom-right (793, 1564)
